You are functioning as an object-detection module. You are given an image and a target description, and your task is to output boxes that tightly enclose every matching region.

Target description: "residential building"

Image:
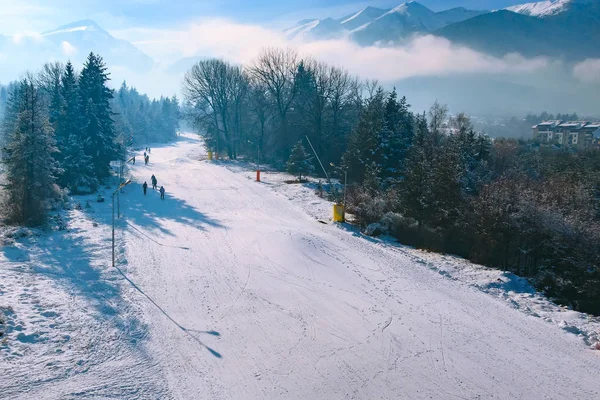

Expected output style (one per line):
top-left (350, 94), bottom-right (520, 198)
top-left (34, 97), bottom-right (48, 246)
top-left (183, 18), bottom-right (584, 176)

top-left (532, 120), bottom-right (600, 148)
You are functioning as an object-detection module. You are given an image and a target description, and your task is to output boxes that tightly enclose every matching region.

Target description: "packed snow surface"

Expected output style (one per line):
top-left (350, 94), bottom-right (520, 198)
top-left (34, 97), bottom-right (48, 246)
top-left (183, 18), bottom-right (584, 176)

top-left (2, 133), bottom-right (600, 399)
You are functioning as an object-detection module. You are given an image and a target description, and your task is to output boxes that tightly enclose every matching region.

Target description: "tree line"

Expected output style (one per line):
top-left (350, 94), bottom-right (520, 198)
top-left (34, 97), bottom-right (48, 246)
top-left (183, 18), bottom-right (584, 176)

top-left (113, 82), bottom-right (180, 146)
top-left (182, 48), bottom-right (362, 165)
top-left (0, 52), bottom-right (180, 225)
top-left (183, 48), bottom-right (600, 315)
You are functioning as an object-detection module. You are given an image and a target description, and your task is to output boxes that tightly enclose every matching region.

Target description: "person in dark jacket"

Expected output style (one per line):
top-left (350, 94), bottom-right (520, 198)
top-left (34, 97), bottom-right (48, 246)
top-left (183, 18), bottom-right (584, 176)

top-left (159, 186), bottom-right (165, 200)
top-left (151, 175), bottom-right (157, 190)
top-left (143, 181), bottom-right (148, 195)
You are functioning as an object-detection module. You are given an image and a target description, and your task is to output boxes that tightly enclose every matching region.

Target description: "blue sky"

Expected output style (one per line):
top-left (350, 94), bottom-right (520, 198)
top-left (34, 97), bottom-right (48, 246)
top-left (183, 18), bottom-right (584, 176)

top-left (2, 0), bottom-right (530, 33)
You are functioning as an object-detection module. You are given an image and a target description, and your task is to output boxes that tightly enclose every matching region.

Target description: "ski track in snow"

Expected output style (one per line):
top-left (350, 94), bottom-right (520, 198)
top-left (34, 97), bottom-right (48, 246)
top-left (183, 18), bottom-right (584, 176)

top-left (2, 132), bottom-right (600, 399)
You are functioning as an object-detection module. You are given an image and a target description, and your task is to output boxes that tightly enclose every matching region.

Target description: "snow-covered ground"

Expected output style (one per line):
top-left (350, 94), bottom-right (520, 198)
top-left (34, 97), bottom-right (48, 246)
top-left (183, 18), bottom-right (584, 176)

top-left (2, 132), bottom-right (600, 399)
top-left (223, 159), bottom-right (600, 351)
top-left (0, 197), bottom-right (169, 398)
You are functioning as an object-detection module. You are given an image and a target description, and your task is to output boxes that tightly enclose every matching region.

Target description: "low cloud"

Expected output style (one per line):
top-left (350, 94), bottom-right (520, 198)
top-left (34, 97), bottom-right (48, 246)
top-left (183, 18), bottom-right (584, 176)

top-left (573, 59), bottom-right (600, 83)
top-left (113, 18), bottom-right (549, 82)
top-left (296, 37), bottom-right (548, 82)
top-left (61, 41), bottom-right (77, 56)
top-left (11, 31), bottom-right (45, 45)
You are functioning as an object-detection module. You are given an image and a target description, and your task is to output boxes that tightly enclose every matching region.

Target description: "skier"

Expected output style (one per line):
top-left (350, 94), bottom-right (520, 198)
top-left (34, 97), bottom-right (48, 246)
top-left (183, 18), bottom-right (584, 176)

top-left (144, 151), bottom-right (147, 158)
top-left (145, 155), bottom-right (149, 165)
top-left (142, 181), bottom-right (148, 195)
top-left (151, 175), bottom-right (157, 190)
top-left (159, 186), bottom-right (165, 200)
top-left (148, 148), bottom-right (151, 154)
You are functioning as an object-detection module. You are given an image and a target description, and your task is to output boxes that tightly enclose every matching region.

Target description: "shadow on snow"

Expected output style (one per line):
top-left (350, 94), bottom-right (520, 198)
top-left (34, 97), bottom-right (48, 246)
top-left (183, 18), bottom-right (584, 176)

top-left (120, 182), bottom-right (225, 237)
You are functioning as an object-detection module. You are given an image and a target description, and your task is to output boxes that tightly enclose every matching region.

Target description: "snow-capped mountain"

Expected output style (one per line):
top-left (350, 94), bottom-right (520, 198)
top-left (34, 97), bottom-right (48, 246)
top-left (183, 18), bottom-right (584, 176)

top-left (41, 20), bottom-right (154, 72)
top-left (338, 6), bottom-right (389, 31)
top-left (506, 0), bottom-right (594, 17)
top-left (285, 1), bottom-right (486, 45)
top-left (285, 18), bottom-right (346, 41)
top-left (351, 2), bottom-right (445, 45)
top-left (436, 0), bottom-right (600, 60)
top-left (0, 20), bottom-right (154, 83)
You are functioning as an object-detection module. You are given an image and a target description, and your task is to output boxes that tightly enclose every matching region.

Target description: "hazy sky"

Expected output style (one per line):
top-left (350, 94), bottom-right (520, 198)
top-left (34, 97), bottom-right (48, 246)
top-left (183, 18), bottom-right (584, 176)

top-left (2, 0), bottom-right (598, 115)
top-left (1, 0), bottom-right (530, 33)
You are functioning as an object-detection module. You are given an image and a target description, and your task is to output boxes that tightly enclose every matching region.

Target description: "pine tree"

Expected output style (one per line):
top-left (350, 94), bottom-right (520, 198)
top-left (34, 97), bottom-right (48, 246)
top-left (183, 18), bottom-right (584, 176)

top-left (430, 136), bottom-right (465, 230)
top-left (61, 131), bottom-right (96, 193)
top-left (342, 87), bottom-right (385, 182)
top-left (1, 83), bottom-right (23, 145)
top-left (1, 79), bottom-right (59, 225)
top-left (401, 113), bottom-right (434, 227)
top-left (78, 52), bottom-right (118, 178)
top-left (377, 89), bottom-right (414, 182)
top-left (55, 61), bottom-right (79, 161)
top-left (287, 140), bottom-right (314, 181)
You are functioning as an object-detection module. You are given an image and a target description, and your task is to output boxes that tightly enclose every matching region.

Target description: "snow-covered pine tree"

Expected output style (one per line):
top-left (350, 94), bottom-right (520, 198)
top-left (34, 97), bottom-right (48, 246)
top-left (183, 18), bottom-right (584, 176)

top-left (287, 140), bottom-right (314, 181)
top-left (1, 83), bottom-right (23, 146)
top-left (78, 52), bottom-right (118, 178)
top-left (61, 131), bottom-right (96, 194)
top-left (0, 86), bottom-right (8, 116)
top-left (1, 78), bottom-right (60, 225)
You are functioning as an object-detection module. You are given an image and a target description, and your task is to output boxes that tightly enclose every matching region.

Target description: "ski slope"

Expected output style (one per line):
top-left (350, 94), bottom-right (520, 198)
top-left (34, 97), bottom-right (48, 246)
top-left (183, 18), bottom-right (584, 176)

top-left (120, 134), bottom-right (600, 399)
top-left (1, 133), bottom-right (599, 399)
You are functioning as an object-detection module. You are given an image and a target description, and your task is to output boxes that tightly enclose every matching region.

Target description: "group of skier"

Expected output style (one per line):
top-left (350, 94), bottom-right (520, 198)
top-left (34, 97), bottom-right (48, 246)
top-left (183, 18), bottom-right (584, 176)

top-left (143, 147), bottom-right (151, 165)
top-left (138, 147), bottom-right (165, 200)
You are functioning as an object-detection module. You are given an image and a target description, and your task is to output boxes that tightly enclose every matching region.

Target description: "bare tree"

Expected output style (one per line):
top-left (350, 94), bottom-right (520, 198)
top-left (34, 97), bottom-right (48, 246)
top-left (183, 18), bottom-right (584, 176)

top-left (183, 59), bottom-right (249, 158)
top-left (246, 77), bottom-right (275, 155)
top-left (428, 101), bottom-right (448, 144)
top-left (37, 61), bottom-right (64, 93)
top-left (249, 48), bottom-right (299, 155)
top-left (227, 66), bottom-right (250, 159)
top-left (450, 112), bottom-right (473, 136)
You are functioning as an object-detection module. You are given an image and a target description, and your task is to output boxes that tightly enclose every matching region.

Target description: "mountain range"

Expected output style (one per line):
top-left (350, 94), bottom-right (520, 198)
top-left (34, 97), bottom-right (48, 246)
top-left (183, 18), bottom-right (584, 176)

top-left (285, 2), bottom-right (488, 45)
top-left (286, 0), bottom-right (600, 59)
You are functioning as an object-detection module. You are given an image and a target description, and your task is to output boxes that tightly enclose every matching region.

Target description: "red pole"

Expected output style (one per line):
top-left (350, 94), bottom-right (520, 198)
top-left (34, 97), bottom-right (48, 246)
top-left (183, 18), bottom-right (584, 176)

top-left (256, 170), bottom-right (261, 182)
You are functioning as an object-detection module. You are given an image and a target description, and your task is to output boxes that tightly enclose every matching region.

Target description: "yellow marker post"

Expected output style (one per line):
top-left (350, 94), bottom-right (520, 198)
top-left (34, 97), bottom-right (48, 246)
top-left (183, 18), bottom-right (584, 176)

top-left (207, 151), bottom-right (213, 161)
top-left (333, 204), bottom-right (345, 222)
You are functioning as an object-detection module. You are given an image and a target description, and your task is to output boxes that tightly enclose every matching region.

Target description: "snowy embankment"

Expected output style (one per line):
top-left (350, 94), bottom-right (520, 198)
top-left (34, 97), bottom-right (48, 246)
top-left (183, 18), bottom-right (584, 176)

top-left (222, 158), bottom-right (600, 350)
top-left (1, 133), bottom-right (599, 399)
top-left (0, 194), bottom-right (169, 399)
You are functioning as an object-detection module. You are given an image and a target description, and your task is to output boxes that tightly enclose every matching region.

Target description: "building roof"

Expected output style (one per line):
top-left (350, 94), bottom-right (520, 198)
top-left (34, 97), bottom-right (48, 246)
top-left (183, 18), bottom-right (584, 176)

top-left (558, 121), bottom-right (586, 128)
top-left (583, 122), bottom-right (600, 129)
top-left (534, 120), bottom-right (561, 129)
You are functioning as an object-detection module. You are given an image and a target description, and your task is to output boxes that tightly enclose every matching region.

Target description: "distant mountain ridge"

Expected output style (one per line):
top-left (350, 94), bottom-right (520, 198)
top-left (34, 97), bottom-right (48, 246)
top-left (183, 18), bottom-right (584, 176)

top-left (0, 19), bottom-right (154, 82)
top-left (436, 0), bottom-right (600, 60)
top-left (41, 19), bottom-right (154, 72)
top-left (285, 1), bottom-right (488, 44)
top-left (285, 0), bottom-right (599, 61)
